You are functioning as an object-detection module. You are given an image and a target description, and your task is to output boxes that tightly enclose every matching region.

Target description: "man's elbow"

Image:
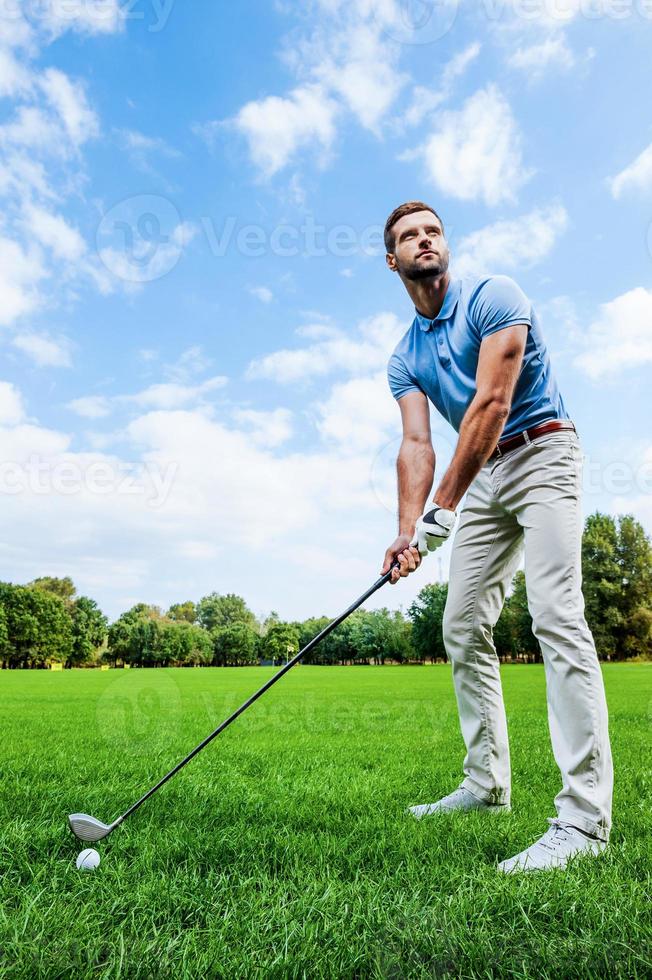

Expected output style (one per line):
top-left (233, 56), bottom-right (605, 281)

top-left (401, 431), bottom-right (435, 449)
top-left (399, 435), bottom-right (435, 463)
top-left (476, 391), bottom-right (512, 421)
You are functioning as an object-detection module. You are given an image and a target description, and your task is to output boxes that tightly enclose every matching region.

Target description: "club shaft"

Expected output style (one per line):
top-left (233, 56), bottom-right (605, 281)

top-left (117, 562), bottom-right (400, 826)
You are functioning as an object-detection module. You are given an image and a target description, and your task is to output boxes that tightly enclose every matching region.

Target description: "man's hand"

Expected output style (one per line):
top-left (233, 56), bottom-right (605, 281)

top-left (381, 535), bottom-right (422, 585)
top-left (414, 501), bottom-right (457, 557)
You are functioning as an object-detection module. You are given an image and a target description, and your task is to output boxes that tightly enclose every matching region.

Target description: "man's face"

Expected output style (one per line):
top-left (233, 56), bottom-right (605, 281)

top-left (386, 210), bottom-right (450, 282)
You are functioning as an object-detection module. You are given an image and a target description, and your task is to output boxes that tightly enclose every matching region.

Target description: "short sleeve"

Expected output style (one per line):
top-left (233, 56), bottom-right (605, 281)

top-left (469, 275), bottom-right (532, 340)
top-left (387, 352), bottom-right (422, 401)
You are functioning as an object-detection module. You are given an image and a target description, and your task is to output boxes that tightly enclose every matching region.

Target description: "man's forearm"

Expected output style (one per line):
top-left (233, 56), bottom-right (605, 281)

top-left (397, 438), bottom-right (435, 536)
top-left (434, 397), bottom-right (509, 511)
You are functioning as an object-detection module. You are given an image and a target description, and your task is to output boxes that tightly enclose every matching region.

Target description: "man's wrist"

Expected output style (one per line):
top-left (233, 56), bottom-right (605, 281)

top-left (434, 501), bottom-right (457, 512)
top-left (432, 492), bottom-right (458, 512)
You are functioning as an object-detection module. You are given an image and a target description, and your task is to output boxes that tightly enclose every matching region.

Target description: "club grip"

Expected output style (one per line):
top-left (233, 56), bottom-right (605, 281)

top-left (387, 538), bottom-right (420, 575)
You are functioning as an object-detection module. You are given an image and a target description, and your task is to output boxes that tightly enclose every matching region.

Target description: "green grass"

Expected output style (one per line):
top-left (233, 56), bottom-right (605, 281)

top-left (1, 664), bottom-right (651, 979)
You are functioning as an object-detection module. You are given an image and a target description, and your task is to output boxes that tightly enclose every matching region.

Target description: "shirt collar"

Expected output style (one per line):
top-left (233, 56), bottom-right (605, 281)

top-left (415, 278), bottom-right (461, 332)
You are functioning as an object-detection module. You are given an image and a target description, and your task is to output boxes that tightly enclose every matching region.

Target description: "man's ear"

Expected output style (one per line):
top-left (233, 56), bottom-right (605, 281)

top-left (386, 253), bottom-right (397, 272)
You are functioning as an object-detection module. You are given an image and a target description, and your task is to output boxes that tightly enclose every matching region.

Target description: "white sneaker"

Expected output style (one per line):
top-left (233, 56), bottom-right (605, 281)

top-left (407, 786), bottom-right (510, 820)
top-left (498, 819), bottom-right (607, 873)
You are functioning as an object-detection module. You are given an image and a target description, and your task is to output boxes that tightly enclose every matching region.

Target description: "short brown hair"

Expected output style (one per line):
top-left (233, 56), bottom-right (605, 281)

top-left (384, 201), bottom-right (444, 253)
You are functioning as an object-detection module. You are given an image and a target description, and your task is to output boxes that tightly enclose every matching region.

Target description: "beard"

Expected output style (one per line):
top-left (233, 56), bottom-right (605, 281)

top-left (400, 251), bottom-right (450, 282)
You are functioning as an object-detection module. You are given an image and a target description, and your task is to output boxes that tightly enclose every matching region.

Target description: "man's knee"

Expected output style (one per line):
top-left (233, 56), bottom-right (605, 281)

top-left (443, 598), bottom-right (492, 664)
top-left (529, 600), bottom-right (595, 657)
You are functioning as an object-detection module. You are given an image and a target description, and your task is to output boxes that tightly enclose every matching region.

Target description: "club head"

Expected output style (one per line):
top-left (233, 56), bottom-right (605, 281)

top-left (68, 813), bottom-right (117, 842)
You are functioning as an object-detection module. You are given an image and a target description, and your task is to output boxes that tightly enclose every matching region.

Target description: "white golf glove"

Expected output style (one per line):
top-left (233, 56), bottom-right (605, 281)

top-left (414, 501), bottom-right (457, 557)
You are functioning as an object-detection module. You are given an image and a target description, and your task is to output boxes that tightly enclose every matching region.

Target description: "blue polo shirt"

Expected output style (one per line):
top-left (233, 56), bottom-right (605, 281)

top-left (387, 274), bottom-right (569, 439)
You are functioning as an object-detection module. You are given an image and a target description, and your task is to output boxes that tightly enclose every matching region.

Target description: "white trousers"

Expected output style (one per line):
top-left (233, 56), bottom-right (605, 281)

top-left (443, 429), bottom-right (613, 841)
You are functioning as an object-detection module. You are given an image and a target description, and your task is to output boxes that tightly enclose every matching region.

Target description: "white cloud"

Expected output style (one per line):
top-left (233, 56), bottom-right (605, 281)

top-left (310, 21), bottom-right (407, 133)
top-left (0, 236), bottom-right (44, 325)
top-left (0, 381), bottom-right (26, 426)
top-left (0, 15), bottom-right (125, 331)
top-left (39, 68), bottom-right (99, 147)
top-left (608, 143), bottom-right (652, 199)
top-left (0, 9), bottom-right (32, 47)
top-left (223, 0), bottom-right (409, 176)
top-left (163, 346), bottom-right (212, 384)
top-left (115, 127), bottom-right (180, 173)
top-left (122, 376), bottom-right (229, 410)
top-left (0, 48), bottom-right (33, 98)
top-left (315, 370), bottom-right (398, 454)
top-left (98, 221), bottom-right (198, 288)
top-left (453, 203), bottom-right (568, 278)
top-left (22, 204), bottom-right (86, 261)
top-left (250, 286), bottom-right (274, 304)
top-left (0, 105), bottom-right (63, 153)
top-left (574, 287), bottom-right (652, 379)
top-left (246, 312), bottom-right (404, 383)
top-left (39, 0), bottom-right (125, 37)
top-left (67, 396), bottom-right (111, 419)
top-left (403, 42), bottom-right (481, 128)
top-left (0, 374), bottom-right (461, 622)
top-left (231, 407), bottom-right (294, 447)
top-left (508, 34), bottom-right (575, 77)
top-left (502, 0), bottom-right (584, 26)
top-left (233, 84), bottom-right (338, 178)
top-left (11, 332), bottom-right (72, 368)
top-left (406, 85), bottom-right (532, 206)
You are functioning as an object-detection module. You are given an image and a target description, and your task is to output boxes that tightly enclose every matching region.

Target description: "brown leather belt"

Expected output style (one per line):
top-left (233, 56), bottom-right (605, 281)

top-left (488, 420), bottom-right (576, 461)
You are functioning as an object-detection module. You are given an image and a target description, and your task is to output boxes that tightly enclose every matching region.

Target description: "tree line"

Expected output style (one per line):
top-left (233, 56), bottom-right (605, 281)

top-left (1, 512), bottom-right (650, 669)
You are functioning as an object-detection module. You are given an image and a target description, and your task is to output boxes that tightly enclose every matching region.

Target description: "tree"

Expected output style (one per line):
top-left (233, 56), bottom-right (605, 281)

top-left (0, 603), bottom-right (9, 667)
top-left (493, 600), bottom-right (519, 662)
top-left (296, 616), bottom-right (333, 664)
top-left (259, 610), bottom-right (280, 635)
top-left (582, 513), bottom-right (623, 659)
top-left (197, 592), bottom-right (258, 632)
top-left (0, 583), bottom-right (73, 668)
top-left (107, 604), bottom-right (163, 666)
top-left (160, 621), bottom-right (213, 666)
top-left (349, 608), bottom-right (411, 664)
top-left (615, 515), bottom-right (652, 659)
top-left (507, 571), bottom-right (537, 661)
top-left (325, 614), bottom-right (359, 665)
top-left (582, 512), bottom-right (652, 660)
top-left (167, 601), bottom-right (197, 624)
top-left (407, 583), bottom-right (448, 662)
top-left (69, 596), bottom-right (108, 667)
top-left (259, 622), bottom-right (299, 665)
top-left (30, 576), bottom-right (76, 607)
top-left (212, 622), bottom-right (259, 667)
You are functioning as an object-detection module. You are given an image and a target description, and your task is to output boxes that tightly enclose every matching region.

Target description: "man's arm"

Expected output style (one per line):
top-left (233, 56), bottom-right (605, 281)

top-left (396, 389), bottom-right (435, 536)
top-left (433, 324), bottom-right (528, 511)
top-left (381, 389), bottom-right (434, 582)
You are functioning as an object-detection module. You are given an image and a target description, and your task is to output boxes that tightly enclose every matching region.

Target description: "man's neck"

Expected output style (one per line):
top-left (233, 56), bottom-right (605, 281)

top-left (404, 271), bottom-right (451, 321)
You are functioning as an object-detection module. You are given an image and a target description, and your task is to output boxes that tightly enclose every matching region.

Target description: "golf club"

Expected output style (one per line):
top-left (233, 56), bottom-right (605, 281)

top-left (69, 545), bottom-right (416, 842)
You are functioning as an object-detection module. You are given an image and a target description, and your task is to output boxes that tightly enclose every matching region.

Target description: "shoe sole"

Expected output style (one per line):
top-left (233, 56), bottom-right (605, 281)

top-left (407, 804), bottom-right (511, 820)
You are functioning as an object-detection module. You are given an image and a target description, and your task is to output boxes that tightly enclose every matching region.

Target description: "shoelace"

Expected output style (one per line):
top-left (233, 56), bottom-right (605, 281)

top-left (539, 824), bottom-right (573, 854)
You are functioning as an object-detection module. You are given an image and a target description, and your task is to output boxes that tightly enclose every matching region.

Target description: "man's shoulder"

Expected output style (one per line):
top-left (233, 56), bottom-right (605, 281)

top-left (459, 273), bottom-right (528, 306)
top-left (389, 315), bottom-right (419, 361)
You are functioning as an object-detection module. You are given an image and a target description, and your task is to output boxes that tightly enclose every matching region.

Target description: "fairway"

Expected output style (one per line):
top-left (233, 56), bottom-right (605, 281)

top-left (1, 665), bottom-right (651, 979)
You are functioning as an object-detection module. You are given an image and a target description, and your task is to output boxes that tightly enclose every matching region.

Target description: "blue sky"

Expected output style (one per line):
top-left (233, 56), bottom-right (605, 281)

top-left (1, 0), bottom-right (651, 623)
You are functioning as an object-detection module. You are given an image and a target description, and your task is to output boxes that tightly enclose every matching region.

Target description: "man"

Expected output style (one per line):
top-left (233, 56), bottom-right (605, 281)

top-left (380, 201), bottom-right (613, 873)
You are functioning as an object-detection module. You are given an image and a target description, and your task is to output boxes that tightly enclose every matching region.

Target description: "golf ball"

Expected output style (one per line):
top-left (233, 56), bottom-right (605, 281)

top-left (76, 848), bottom-right (100, 871)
